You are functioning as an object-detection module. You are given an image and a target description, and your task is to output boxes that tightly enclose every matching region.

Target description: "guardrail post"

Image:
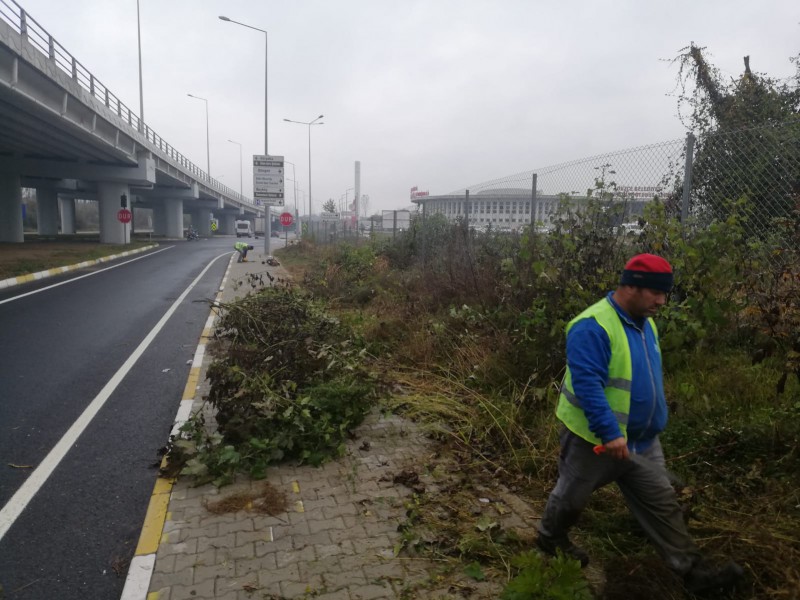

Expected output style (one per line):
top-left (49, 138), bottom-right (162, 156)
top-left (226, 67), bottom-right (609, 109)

top-left (19, 10), bottom-right (27, 40)
top-left (89, 75), bottom-right (95, 97)
top-left (48, 36), bottom-right (55, 60)
top-left (680, 132), bottom-right (695, 224)
top-left (71, 57), bottom-right (77, 81)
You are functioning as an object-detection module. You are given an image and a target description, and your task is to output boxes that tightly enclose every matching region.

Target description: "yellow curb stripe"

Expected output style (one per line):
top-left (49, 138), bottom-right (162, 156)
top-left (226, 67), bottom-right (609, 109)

top-left (18, 274), bottom-right (35, 283)
top-left (182, 367), bottom-right (200, 399)
top-left (134, 477), bottom-right (173, 555)
top-left (147, 591), bottom-right (162, 600)
top-left (291, 481), bottom-right (300, 494)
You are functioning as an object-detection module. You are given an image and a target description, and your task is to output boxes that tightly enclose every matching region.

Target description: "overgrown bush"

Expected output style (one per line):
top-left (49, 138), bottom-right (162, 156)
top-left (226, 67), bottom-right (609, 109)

top-left (286, 195), bottom-right (800, 597)
top-left (164, 287), bottom-right (381, 486)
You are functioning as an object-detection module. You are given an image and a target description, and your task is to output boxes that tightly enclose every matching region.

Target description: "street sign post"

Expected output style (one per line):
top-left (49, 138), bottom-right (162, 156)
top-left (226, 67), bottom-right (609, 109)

top-left (253, 154), bottom-right (284, 254)
top-left (279, 212), bottom-right (293, 246)
top-left (253, 155), bottom-right (285, 207)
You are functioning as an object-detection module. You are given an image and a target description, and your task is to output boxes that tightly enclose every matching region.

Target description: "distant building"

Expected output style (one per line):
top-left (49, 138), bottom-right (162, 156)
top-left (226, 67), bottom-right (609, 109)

top-left (411, 188), bottom-right (560, 231)
top-left (411, 187), bottom-right (652, 231)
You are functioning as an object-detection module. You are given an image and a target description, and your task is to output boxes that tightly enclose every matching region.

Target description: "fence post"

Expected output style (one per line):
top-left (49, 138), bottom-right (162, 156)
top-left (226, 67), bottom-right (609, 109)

top-left (681, 133), bottom-right (695, 223)
top-left (531, 173), bottom-right (538, 228)
top-left (464, 189), bottom-right (470, 229)
top-left (393, 210), bottom-right (397, 239)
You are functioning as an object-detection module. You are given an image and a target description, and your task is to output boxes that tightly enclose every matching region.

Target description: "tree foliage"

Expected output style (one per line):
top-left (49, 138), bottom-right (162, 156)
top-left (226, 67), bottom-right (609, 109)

top-left (671, 44), bottom-right (800, 224)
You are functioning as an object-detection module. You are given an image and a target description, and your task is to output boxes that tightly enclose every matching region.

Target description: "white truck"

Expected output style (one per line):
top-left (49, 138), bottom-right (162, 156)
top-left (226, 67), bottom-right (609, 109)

top-left (235, 220), bottom-right (253, 237)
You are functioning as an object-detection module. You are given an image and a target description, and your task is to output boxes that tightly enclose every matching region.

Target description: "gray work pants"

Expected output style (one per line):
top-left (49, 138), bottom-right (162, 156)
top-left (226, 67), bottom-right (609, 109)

top-left (539, 427), bottom-right (701, 574)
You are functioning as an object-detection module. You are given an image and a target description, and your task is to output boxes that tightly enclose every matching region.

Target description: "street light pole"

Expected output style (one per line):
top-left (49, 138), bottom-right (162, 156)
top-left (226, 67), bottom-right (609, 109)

top-left (285, 161), bottom-right (299, 218)
top-left (218, 16), bottom-right (268, 155)
top-left (187, 93), bottom-right (210, 178)
top-left (228, 139), bottom-right (243, 196)
top-left (219, 15), bottom-right (270, 252)
top-left (136, 0), bottom-right (144, 132)
top-left (284, 115), bottom-right (324, 237)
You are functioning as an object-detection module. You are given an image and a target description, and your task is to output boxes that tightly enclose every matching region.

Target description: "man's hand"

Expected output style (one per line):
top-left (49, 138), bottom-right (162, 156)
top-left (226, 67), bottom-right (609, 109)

top-left (603, 437), bottom-right (629, 460)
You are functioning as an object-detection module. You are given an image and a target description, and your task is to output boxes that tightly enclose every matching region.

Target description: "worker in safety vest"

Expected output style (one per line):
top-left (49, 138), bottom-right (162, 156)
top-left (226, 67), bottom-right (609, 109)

top-left (234, 242), bottom-right (253, 263)
top-left (537, 254), bottom-right (743, 595)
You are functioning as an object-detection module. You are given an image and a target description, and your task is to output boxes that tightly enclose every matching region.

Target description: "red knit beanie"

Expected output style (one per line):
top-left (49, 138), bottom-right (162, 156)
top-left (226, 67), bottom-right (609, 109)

top-left (620, 254), bottom-right (673, 292)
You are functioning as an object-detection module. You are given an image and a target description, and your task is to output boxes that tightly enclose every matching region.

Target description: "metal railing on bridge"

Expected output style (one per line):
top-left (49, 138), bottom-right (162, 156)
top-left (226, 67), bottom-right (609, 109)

top-left (0, 0), bottom-right (254, 207)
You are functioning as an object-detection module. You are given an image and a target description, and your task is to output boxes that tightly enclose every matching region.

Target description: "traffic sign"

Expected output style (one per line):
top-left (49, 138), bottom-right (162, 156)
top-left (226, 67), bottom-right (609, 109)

top-left (321, 211), bottom-right (339, 221)
top-left (279, 212), bottom-right (294, 226)
top-left (253, 154), bottom-right (285, 206)
top-left (117, 208), bottom-right (132, 224)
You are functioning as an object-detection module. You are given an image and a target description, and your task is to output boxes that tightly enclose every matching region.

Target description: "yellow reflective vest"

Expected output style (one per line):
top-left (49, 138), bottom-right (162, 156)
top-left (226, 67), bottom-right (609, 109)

top-left (556, 298), bottom-right (656, 445)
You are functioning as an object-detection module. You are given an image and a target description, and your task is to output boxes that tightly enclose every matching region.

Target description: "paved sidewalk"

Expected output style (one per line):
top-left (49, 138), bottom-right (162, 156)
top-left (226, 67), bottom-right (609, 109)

top-left (123, 247), bottom-right (534, 600)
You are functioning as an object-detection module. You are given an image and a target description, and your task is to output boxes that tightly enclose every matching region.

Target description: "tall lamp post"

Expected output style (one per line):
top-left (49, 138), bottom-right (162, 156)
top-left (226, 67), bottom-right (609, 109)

top-left (284, 115), bottom-right (323, 237)
top-left (219, 15), bottom-right (270, 251)
top-left (136, 0), bottom-right (144, 132)
top-left (284, 160), bottom-right (299, 225)
top-left (187, 93), bottom-right (210, 179)
top-left (228, 139), bottom-right (243, 196)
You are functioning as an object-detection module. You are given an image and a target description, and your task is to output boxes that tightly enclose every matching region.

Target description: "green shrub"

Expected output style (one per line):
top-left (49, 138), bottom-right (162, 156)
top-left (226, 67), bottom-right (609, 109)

top-left (165, 287), bottom-right (380, 486)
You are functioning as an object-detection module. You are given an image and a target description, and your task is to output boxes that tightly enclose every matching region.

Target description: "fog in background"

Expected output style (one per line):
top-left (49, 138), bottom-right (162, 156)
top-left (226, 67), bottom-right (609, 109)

top-left (17, 0), bottom-right (800, 214)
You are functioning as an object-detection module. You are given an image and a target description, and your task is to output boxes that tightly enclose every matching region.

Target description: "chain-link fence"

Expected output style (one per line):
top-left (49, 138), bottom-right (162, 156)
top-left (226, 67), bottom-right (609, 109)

top-left (423, 119), bottom-right (799, 265)
top-left (303, 211), bottom-right (413, 245)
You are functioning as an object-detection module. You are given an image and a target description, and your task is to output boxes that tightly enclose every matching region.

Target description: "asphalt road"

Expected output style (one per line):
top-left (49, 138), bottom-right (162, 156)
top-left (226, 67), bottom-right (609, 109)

top-left (0, 237), bottom-right (236, 600)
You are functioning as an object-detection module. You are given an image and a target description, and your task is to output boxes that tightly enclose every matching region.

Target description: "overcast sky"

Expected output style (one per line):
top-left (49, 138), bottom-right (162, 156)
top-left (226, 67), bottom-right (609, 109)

top-left (15, 0), bottom-right (800, 215)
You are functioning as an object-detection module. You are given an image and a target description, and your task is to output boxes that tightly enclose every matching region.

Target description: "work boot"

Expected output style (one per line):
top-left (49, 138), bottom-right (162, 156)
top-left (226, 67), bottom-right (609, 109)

top-left (535, 533), bottom-right (589, 567)
top-left (684, 560), bottom-right (744, 595)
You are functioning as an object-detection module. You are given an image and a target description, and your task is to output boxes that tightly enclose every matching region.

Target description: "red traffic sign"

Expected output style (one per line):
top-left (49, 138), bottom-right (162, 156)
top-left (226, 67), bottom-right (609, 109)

top-left (117, 208), bottom-right (132, 224)
top-left (279, 212), bottom-right (294, 226)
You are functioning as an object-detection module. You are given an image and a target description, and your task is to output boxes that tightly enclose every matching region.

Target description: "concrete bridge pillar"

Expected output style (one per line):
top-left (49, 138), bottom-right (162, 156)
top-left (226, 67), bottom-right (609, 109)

top-left (59, 197), bottom-right (76, 234)
top-left (36, 187), bottom-right (59, 236)
top-left (0, 175), bottom-right (24, 242)
top-left (195, 208), bottom-right (212, 236)
top-left (164, 198), bottom-right (184, 239)
top-left (221, 214), bottom-right (236, 235)
top-left (97, 182), bottom-right (130, 244)
top-left (152, 202), bottom-right (166, 236)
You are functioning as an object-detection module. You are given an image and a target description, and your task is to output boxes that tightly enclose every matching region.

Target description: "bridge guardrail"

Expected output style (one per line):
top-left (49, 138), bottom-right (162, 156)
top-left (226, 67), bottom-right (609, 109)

top-left (0, 0), bottom-right (257, 209)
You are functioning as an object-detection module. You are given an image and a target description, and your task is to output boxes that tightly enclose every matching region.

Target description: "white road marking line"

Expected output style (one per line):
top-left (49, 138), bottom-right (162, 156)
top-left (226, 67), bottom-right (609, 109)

top-left (0, 251), bottom-right (231, 543)
top-left (0, 246), bottom-right (174, 306)
top-left (119, 554), bottom-right (156, 600)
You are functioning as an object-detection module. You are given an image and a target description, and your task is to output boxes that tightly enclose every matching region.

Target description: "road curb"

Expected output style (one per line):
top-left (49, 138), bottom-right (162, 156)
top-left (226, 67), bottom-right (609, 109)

top-left (120, 252), bottom-right (236, 600)
top-left (0, 244), bottom-right (159, 290)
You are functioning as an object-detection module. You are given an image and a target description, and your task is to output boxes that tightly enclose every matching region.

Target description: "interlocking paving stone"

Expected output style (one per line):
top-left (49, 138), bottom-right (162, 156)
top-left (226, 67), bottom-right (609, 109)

top-left (146, 259), bottom-right (516, 599)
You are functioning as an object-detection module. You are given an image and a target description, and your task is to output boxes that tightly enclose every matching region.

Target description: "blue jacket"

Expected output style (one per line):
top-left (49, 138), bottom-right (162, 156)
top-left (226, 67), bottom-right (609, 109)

top-left (565, 292), bottom-right (668, 453)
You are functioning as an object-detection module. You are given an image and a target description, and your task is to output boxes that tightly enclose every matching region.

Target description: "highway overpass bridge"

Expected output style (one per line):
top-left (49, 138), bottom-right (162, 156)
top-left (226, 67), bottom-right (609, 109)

top-left (0, 0), bottom-right (265, 243)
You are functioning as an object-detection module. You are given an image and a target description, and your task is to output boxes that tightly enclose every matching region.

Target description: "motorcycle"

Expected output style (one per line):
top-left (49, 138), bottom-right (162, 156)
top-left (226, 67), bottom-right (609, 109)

top-left (186, 227), bottom-right (199, 241)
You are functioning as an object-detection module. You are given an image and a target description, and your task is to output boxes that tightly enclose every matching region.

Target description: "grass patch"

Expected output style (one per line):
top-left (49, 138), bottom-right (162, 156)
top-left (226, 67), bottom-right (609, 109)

top-left (0, 239), bottom-right (153, 279)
